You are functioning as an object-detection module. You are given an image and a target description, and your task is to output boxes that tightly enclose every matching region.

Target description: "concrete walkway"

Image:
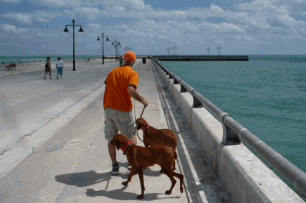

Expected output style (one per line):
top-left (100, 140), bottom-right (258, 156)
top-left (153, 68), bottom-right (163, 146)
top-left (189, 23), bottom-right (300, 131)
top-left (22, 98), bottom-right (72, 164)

top-left (0, 58), bottom-right (99, 78)
top-left (0, 59), bottom-right (228, 202)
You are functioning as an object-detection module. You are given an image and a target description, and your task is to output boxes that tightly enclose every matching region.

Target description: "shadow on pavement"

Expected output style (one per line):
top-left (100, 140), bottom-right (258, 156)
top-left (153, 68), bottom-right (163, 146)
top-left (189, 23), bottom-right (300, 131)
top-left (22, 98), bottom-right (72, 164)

top-left (55, 168), bottom-right (181, 201)
top-left (55, 166), bottom-right (166, 188)
top-left (55, 170), bottom-right (115, 188)
top-left (86, 187), bottom-right (181, 201)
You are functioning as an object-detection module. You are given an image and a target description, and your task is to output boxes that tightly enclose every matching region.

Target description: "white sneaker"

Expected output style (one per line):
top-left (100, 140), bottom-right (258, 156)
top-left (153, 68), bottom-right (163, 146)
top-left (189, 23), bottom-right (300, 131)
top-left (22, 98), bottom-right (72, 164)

top-left (112, 163), bottom-right (119, 175)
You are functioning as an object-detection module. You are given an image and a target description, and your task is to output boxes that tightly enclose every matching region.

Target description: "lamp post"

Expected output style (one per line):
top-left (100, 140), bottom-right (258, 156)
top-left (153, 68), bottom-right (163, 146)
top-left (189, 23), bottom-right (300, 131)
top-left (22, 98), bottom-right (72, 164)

top-left (63, 19), bottom-right (84, 71)
top-left (172, 46), bottom-right (177, 56)
top-left (167, 47), bottom-right (171, 55)
top-left (97, 33), bottom-right (109, 64)
top-left (124, 46), bottom-right (132, 51)
top-left (217, 46), bottom-right (222, 56)
top-left (112, 39), bottom-right (121, 61)
top-left (207, 47), bottom-right (211, 56)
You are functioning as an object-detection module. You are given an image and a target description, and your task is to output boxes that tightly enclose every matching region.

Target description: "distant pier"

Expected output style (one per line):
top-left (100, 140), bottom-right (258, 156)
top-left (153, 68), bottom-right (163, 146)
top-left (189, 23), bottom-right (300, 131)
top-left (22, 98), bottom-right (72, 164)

top-left (104, 55), bottom-right (249, 61)
top-left (153, 55), bottom-right (249, 61)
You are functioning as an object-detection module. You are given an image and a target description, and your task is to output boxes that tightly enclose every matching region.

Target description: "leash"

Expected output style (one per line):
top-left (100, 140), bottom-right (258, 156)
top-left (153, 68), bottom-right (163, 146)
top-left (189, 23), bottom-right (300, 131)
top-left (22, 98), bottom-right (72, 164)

top-left (134, 98), bottom-right (144, 142)
top-left (123, 104), bottom-right (146, 154)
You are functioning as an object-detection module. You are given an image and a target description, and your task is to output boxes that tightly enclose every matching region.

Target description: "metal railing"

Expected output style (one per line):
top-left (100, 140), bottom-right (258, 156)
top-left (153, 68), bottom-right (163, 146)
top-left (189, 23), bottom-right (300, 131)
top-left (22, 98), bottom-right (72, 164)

top-left (150, 56), bottom-right (306, 197)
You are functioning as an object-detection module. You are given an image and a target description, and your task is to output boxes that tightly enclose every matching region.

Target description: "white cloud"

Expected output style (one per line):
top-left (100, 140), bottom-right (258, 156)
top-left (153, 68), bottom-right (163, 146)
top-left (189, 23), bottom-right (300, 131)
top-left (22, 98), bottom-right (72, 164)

top-left (210, 4), bottom-right (224, 12)
top-left (0, 23), bottom-right (27, 33)
top-left (0, 0), bottom-right (22, 3)
top-left (2, 14), bottom-right (33, 24)
top-left (73, 7), bottom-right (100, 20)
top-left (212, 22), bottom-right (247, 34)
top-left (1, 10), bottom-right (63, 25)
top-left (28, 0), bottom-right (88, 7)
top-left (1, 0), bottom-right (306, 55)
top-left (88, 23), bottom-right (101, 29)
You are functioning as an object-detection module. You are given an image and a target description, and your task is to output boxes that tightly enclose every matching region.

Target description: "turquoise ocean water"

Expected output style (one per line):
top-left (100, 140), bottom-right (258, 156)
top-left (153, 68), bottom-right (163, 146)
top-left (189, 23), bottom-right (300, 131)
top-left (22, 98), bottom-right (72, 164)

top-left (162, 55), bottom-right (306, 200)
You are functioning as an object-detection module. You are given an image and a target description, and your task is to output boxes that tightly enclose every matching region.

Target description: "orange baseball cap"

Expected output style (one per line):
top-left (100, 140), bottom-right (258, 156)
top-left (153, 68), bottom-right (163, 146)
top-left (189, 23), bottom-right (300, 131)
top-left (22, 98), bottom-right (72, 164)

top-left (124, 51), bottom-right (136, 61)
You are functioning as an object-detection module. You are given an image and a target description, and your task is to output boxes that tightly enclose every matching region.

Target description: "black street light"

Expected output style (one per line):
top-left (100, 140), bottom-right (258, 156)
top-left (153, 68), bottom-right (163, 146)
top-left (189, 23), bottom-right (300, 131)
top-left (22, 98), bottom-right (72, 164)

top-left (63, 19), bottom-right (84, 71)
top-left (172, 46), bottom-right (177, 56)
top-left (112, 39), bottom-right (121, 61)
top-left (97, 33), bottom-right (109, 65)
top-left (124, 46), bottom-right (132, 51)
top-left (167, 47), bottom-right (171, 55)
top-left (217, 46), bottom-right (222, 56)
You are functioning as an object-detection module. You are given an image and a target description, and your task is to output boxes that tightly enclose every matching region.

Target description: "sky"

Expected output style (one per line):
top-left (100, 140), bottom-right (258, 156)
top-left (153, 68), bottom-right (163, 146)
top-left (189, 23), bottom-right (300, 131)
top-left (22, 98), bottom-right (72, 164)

top-left (0, 0), bottom-right (306, 56)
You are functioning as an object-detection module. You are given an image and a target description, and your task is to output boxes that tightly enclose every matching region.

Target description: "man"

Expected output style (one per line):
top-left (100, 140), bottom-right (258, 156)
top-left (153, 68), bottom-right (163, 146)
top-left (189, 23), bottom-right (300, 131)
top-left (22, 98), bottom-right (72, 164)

top-left (44, 56), bottom-right (52, 79)
top-left (103, 51), bottom-right (149, 175)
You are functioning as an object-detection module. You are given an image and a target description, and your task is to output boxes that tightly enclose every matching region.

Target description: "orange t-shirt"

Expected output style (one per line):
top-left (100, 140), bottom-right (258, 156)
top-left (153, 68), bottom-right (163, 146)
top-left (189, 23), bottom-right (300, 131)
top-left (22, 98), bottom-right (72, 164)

top-left (103, 65), bottom-right (138, 112)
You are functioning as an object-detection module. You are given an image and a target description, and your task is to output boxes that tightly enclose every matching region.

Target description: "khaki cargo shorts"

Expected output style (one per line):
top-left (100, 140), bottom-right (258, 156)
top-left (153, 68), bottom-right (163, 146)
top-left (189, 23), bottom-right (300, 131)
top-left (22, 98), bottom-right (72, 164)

top-left (104, 108), bottom-right (135, 142)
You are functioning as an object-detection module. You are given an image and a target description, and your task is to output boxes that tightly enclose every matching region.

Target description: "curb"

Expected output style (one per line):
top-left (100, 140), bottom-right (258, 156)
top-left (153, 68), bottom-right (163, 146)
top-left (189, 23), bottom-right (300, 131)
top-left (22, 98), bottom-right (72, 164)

top-left (151, 59), bottom-right (192, 203)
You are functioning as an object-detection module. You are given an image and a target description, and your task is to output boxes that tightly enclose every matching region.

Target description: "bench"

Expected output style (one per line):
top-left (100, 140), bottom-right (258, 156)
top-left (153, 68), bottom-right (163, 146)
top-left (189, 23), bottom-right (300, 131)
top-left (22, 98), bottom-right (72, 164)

top-left (5, 63), bottom-right (16, 71)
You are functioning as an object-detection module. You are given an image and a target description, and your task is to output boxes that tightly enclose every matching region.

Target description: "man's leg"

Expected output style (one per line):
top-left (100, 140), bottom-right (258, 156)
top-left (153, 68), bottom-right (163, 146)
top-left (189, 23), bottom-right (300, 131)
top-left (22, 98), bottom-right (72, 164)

top-left (108, 141), bottom-right (117, 165)
top-left (114, 109), bottom-right (137, 173)
top-left (104, 108), bottom-right (119, 165)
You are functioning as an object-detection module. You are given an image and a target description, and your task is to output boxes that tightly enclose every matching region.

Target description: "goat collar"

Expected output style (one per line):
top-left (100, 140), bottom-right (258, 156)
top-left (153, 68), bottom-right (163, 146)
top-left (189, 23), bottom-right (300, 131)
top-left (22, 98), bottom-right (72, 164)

top-left (122, 138), bottom-right (132, 152)
top-left (146, 123), bottom-right (150, 127)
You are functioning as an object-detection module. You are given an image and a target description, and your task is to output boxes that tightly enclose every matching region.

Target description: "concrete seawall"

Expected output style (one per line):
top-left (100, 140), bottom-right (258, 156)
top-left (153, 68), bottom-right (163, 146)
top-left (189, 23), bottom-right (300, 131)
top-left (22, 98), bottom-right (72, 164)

top-left (151, 59), bottom-right (305, 202)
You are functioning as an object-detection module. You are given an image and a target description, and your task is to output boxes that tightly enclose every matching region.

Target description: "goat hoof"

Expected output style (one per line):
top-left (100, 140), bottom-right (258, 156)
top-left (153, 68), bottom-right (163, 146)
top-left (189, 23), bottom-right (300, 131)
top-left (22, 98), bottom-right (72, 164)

top-left (122, 181), bottom-right (128, 185)
top-left (165, 190), bottom-right (171, 195)
top-left (181, 187), bottom-right (183, 193)
top-left (137, 195), bottom-right (144, 199)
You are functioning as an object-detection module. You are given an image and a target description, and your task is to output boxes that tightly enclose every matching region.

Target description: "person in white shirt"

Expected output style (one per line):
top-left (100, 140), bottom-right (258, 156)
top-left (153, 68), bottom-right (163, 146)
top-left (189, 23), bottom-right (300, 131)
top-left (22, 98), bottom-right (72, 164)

top-left (56, 57), bottom-right (64, 79)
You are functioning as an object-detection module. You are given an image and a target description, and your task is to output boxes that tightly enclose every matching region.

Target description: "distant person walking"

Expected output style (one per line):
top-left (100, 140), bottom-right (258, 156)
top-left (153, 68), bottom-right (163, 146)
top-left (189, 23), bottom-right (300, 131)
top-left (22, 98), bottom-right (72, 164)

top-left (44, 56), bottom-right (52, 79)
top-left (103, 51), bottom-right (149, 175)
top-left (56, 57), bottom-right (64, 79)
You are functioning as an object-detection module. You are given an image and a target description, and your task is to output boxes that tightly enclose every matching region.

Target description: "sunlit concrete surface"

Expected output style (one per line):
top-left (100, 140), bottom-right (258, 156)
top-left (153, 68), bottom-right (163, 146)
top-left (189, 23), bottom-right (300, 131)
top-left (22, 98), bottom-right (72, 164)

top-left (0, 59), bottom-right (228, 202)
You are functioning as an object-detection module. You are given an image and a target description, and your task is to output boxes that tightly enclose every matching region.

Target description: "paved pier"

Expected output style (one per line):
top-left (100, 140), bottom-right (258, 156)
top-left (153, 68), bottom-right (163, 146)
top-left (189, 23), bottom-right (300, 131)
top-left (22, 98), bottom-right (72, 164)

top-left (0, 58), bottom-right (228, 202)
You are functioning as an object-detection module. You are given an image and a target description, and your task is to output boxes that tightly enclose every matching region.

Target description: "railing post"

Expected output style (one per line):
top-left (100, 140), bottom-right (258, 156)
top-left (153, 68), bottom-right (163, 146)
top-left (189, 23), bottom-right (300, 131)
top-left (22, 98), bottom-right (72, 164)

top-left (180, 83), bottom-right (187, 92)
top-left (191, 90), bottom-right (203, 108)
top-left (220, 112), bottom-right (241, 145)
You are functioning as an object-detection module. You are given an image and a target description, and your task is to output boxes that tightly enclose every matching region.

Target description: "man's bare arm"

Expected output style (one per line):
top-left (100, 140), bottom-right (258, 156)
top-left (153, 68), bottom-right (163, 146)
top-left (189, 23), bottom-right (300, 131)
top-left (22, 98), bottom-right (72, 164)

top-left (127, 85), bottom-right (144, 103)
top-left (127, 85), bottom-right (148, 107)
